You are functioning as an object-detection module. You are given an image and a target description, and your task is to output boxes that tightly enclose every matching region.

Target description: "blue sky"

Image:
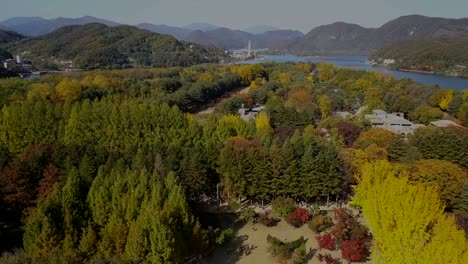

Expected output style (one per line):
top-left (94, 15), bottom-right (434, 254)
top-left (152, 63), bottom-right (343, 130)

top-left (2, 0), bottom-right (468, 32)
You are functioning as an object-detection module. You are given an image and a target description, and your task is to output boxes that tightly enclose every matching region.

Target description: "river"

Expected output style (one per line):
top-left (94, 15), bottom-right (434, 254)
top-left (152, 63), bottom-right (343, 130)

top-left (241, 55), bottom-right (468, 91)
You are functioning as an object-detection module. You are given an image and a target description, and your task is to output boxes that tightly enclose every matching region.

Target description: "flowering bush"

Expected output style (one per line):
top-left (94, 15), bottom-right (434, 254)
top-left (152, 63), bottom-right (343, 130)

top-left (294, 208), bottom-right (310, 223)
top-left (330, 208), bottom-right (370, 244)
top-left (340, 239), bottom-right (368, 262)
top-left (308, 215), bottom-right (333, 233)
top-left (316, 234), bottom-right (335, 250)
top-left (258, 212), bottom-right (277, 227)
top-left (286, 208), bottom-right (310, 227)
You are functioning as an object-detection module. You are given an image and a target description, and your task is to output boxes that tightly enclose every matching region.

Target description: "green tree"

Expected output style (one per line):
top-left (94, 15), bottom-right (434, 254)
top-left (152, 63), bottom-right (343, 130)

top-left (56, 78), bottom-right (82, 101)
top-left (318, 95), bottom-right (331, 119)
top-left (408, 159), bottom-right (467, 209)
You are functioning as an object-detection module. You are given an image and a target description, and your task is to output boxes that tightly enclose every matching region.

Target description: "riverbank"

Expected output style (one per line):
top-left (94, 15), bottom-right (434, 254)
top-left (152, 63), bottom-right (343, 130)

top-left (239, 55), bottom-right (468, 90)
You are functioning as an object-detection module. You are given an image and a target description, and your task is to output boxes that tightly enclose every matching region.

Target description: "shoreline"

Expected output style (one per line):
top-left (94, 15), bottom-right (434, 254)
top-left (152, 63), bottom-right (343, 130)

top-left (397, 68), bottom-right (435, 74)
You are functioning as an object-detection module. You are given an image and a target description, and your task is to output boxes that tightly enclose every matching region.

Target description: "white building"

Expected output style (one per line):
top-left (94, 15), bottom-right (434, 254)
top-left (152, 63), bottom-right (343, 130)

top-left (3, 59), bottom-right (16, 70)
top-left (16, 55), bottom-right (23, 64)
top-left (365, 109), bottom-right (416, 135)
top-left (238, 104), bottom-right (265, 120)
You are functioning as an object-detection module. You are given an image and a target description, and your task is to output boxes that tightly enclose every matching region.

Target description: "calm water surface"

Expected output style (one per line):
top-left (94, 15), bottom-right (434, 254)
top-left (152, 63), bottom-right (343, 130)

top-left (242, 55), bottom-right (468, 91)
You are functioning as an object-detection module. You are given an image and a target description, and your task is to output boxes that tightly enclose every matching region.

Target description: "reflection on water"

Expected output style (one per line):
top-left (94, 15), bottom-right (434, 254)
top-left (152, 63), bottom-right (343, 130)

top-left (241, 55), bottom-right (468, 91)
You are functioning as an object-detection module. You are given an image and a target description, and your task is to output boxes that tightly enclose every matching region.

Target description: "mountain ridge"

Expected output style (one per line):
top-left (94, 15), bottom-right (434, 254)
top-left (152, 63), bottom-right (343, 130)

top-left (4, 23), bottom-right (225, 69)
top-left (280, 14), bottom-right (468, 55)
top-left (2, 14), bottom-right (468, 54)
top-left (0, 16), bottom-right (119, 36)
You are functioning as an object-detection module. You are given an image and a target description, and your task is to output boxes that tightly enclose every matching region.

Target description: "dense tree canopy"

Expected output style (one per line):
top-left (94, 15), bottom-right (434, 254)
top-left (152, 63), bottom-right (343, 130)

top-left (0, 62), bottom-right (466, 263)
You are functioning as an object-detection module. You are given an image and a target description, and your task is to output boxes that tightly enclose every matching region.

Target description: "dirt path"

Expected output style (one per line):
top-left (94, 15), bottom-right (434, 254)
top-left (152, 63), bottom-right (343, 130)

top-left (205, 203), bottom-right (369, 264)
top-left (195, 86), bottom-right (250, 116)
top-left (207, 218), bottom-right (342, 264)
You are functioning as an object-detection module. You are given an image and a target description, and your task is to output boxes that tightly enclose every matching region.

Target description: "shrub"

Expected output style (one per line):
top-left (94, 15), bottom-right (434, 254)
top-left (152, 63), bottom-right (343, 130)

top-left (309, 215), bottom-right (333, 233)
top-left (330, 208), bottom-right (370, 244)
top-left (316, 234), bottom-right (335, 250)
top-left (266, 235), bottom-right (306, 259)
top-left (287, 208), bottom-right (310, 227)
top-left (291, 243), bottom-right (307, 264)
top-left (258, 212), bottom-right (276, 227)
top-left (240, 207), bottom-right (257, 222)
top-left (286, 212), bottom-right (302, 228)
top-left (272, 197), bottom-right (296, 218)
top-left (340, 239), bottom-right (368, 262)
top-left (317, 253), bottom-right (339, 264)
top-left (294, 208), bottom-right (310, 223)
top-left (215, 228), bottom-right (234, 245)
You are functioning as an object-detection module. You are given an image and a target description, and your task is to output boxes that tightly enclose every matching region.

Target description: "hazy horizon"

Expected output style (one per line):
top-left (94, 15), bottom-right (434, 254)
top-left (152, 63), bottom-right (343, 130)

top-left (2, 0), bottom-right (468, 32)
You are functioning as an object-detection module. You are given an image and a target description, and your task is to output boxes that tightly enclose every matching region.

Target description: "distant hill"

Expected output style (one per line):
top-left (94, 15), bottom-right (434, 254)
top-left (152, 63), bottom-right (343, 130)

top-left (371, 38), bottom-right (468, 77)
top-left (0, 16), bottom-right (119, 36)
top-left (284, 22), bottom-right (371, 54)
top-left (0, 48), bottom-right (13, 61)
top-left (136, 23), bottom-right (192, 39)
top-left (244, 25), bottom-right (281, 34)
top-left (3, 14), bottom-right (468, 55)
top-left (183, 23), bottom-right (220, 31)
top-left (0, 16), bottom-right (45, 28)
top-left (282, 15), bottom-right (468, 55)
top-left (5, 23), bottom-right (225, 69)
top-left (184, 28), bottom-right (254, 49)
top-left (0, 29), bottom-right (24, 44)
top-left (183, 28), bottom-right (304, 49)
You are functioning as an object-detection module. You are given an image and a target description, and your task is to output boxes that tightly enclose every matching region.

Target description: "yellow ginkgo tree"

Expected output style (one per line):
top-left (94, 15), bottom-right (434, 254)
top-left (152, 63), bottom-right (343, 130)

top-left (352, 160), bottom-right (468, 264)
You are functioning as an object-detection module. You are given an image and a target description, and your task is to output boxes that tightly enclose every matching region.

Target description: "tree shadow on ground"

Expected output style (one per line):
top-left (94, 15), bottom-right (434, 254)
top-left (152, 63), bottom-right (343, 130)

top-left (205, 219), bottom-right (255, 264)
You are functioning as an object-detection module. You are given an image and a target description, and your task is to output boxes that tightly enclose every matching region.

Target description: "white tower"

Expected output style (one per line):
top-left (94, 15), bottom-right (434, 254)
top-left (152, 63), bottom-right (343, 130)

top-left (247, 40), bottom-right (252, 57)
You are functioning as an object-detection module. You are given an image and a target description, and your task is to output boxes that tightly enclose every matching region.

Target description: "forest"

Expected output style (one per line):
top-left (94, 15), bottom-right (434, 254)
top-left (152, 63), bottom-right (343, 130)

top-left (0, 62), bottom-right (467, 263)
top-left (1, 23), bottom-right (226, 70)
top-left (371, 38), bottom-right (468, 77)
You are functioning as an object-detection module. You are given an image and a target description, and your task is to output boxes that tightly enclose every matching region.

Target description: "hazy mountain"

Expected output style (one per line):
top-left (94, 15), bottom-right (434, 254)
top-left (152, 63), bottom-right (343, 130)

top-left (372, 15), bottom-right (468, 47)
top-left (3, 14), bottom-right (468, 55)
top-left (282, 15), bottom-right (468, 55)
top-left (184, 28), bottom-right (253, 49)
top-left (136, 23), bottom-right (191, 39)
top-left (0, 16), bottom-right (45, 28)
top-left (244, 25), bottom-right (281, 34)
top-left (0, 29), bottom-right (24, 44)
top-left (183, 28), bottom-right (304, 50)
top-left (1, 16), bottom-right (119, 36)
top-left (183, 23), bottom-right (220, 31)
top-left (285, 22), bottom-right (373, 54)
top-left (6, 23), bottom-right (225, 69)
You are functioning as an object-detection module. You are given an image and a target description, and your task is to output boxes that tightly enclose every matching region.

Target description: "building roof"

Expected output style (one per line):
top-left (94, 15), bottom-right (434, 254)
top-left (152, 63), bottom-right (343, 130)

top-left (333, 111), bottom-right (352, 119)
top-left (251, 105), bottom-right (265, 112)
top-left (372, 109), bottom-right (387, 115)
top-left (385, 114), bottom-right (413, 125)
top-left (430, 120), bottom-right (461, 128)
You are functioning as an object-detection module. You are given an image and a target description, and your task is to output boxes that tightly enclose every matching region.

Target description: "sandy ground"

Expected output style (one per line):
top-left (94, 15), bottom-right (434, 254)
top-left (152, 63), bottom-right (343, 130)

top-left (206, 214), bottom-right (343, 264)
top-left (195, 86), bottom-right (251, 117)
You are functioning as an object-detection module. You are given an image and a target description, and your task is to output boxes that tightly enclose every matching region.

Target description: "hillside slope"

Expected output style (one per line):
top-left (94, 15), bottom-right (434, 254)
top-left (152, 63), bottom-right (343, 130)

top-left (6, 23), bottom-right (225, 69)
top-left (371, 38), bottom-right (468, 77)
top-left (183, 28), bottom-right (303, 49)
top-left (282, 15), bottom-right (468, 55)
top-left (0, 29), bottom-right (23, 44)
top-left (0, 16), bottom-right (119, 36)
top-left (135, 23), bottom-right (192, 39)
